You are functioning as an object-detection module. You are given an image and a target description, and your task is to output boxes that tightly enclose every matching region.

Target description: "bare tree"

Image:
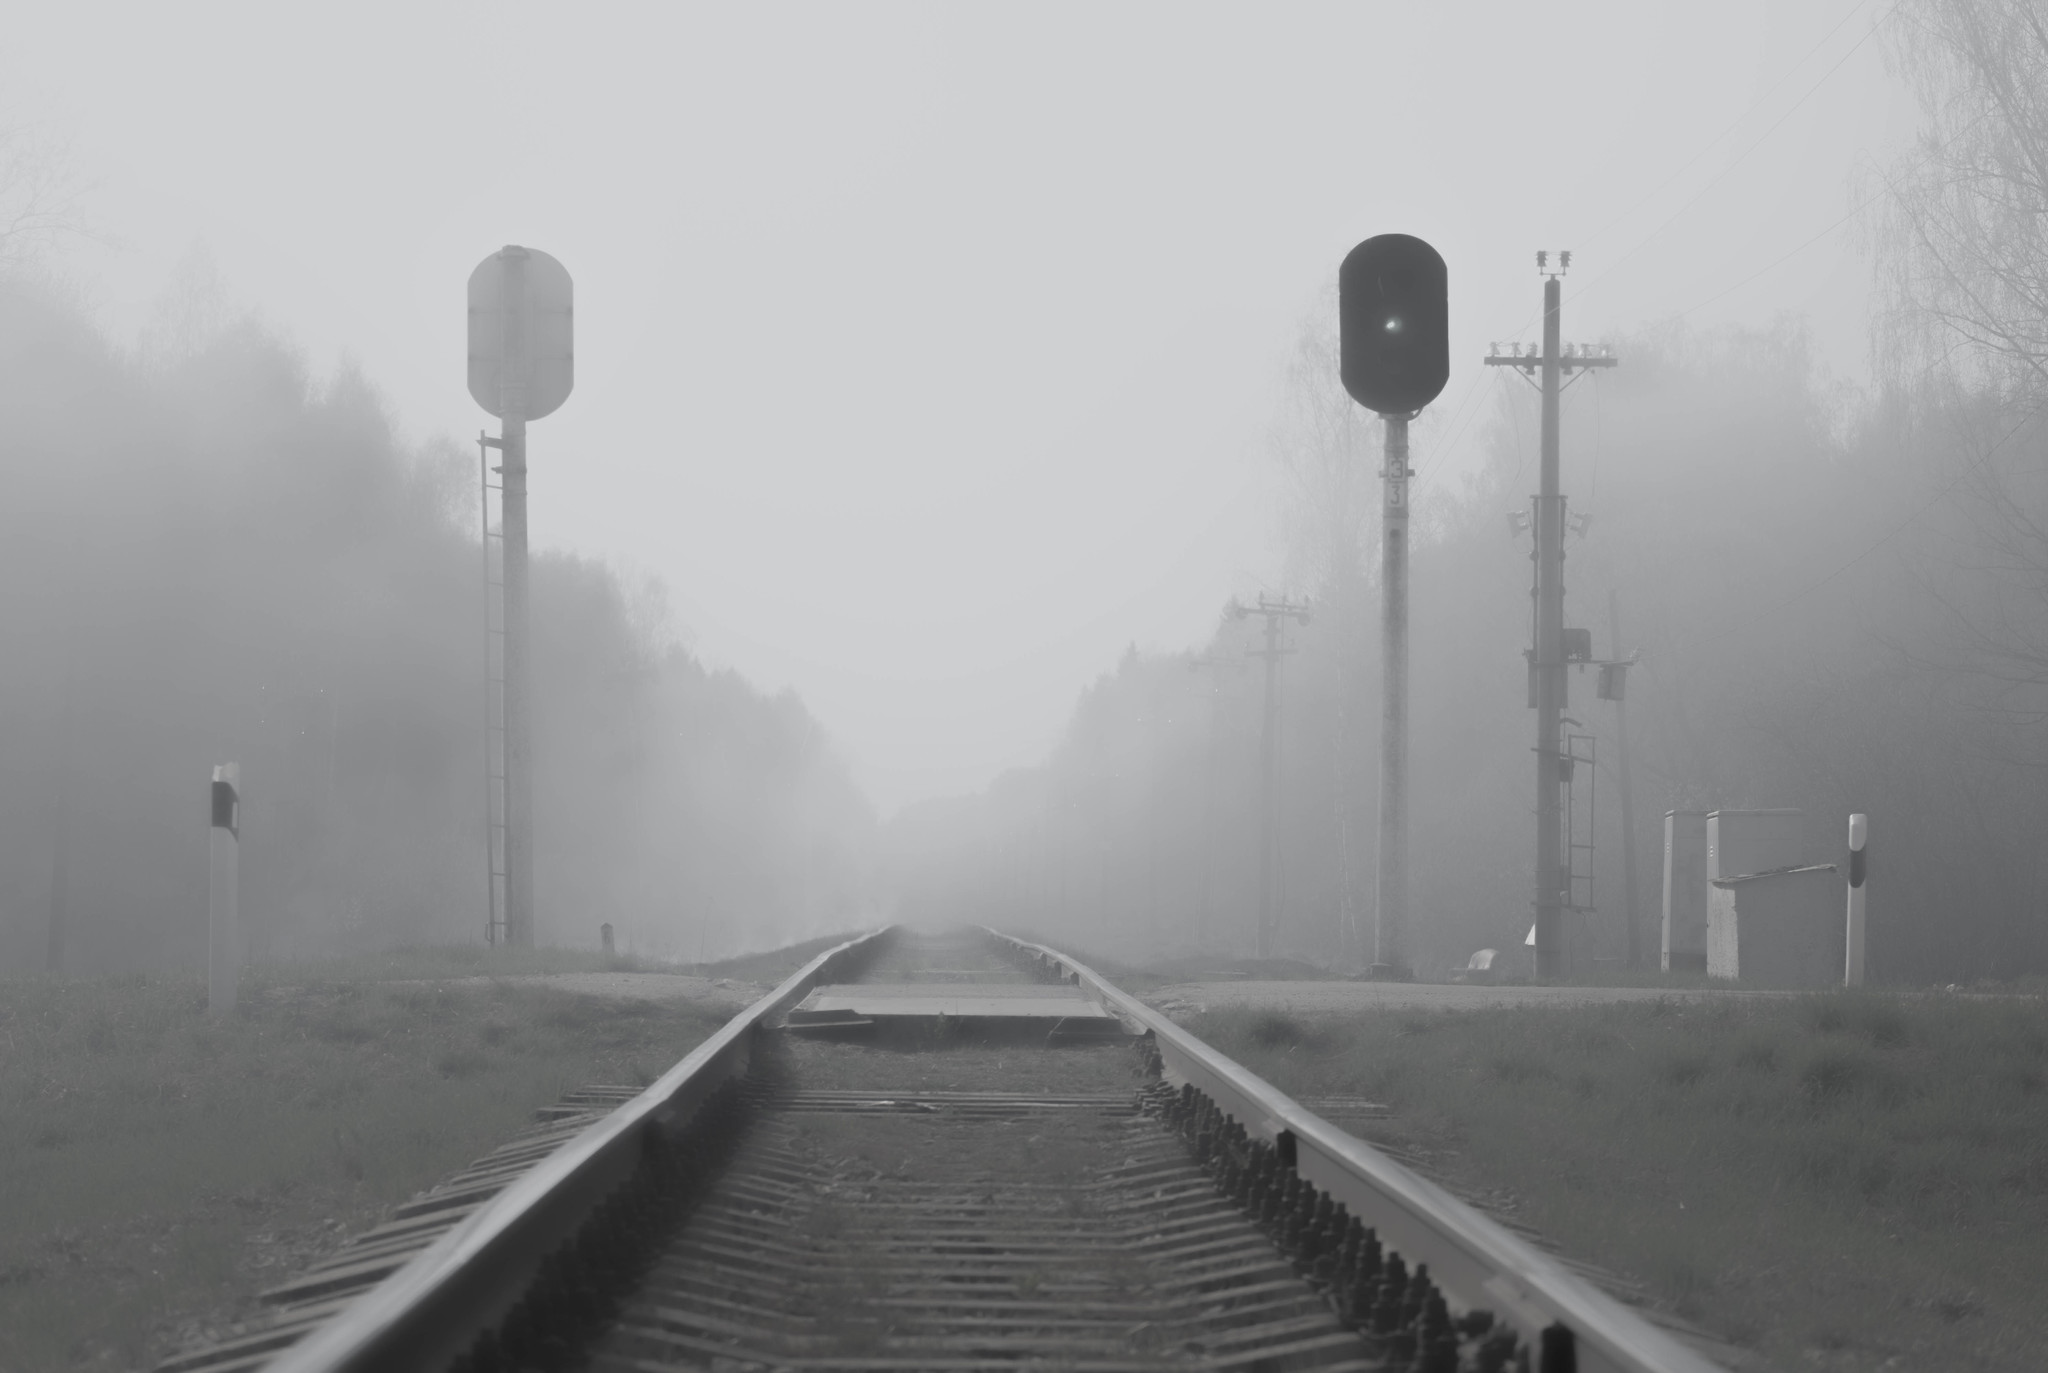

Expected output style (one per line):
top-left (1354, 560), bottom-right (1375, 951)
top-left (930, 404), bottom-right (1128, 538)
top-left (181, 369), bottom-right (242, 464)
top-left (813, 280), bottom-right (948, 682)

top-left (1264, 309), bottom-right (1380, 959)
top-left (0, 118), bottom-right (88, 268)
top-left (1875, 0), bottom-right (2048, 390)
top-left (1874, 0), bottom-right (2048, 701)
top-left (1270, 309), bottom-right (1378, 596)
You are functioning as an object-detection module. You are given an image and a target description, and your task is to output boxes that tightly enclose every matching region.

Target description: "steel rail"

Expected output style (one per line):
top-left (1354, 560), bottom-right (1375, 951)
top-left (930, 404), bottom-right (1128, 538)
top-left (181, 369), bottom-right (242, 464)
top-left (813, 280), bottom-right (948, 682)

top-left (989, 930), bottom-right (1727, 1373)
top-left (265, 927), bottom-right (891, 1373)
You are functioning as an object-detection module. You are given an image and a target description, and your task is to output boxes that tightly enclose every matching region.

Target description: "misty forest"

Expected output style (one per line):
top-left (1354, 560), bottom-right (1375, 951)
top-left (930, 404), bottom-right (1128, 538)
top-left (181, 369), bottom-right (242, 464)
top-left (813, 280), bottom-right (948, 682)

top-left (0, 276), bottom-right (875, 974)
top-left (6, 5), bottom-right (2044, 988)
top-left (13, 5), bottom-right (2048, 1373)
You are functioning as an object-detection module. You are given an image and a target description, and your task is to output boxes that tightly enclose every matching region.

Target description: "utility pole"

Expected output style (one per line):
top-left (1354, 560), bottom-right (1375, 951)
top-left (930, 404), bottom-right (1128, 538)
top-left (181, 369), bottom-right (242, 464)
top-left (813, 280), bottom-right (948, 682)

top-left (46, 661), bottom-right (72, 976)
top-left (1230, 594), bottom-right (1312, 959)
top-left (467, 246), bottom-right (573, 950)
top-left (1188, 648), bottom-right (1240, 953)
top-left (47, 795), bottom-right (68, 976)
top-left (1607, 590), bottom-right (1643, 969)
top-left (1486, 252), bottom-right (1616, 979)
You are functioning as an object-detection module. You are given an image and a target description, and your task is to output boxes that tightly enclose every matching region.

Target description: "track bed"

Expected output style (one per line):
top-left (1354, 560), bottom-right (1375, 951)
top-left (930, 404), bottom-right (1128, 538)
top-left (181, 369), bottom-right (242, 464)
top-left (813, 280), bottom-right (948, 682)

top-left (586, 932), bottom-right (1371, 1370)
top-left (169, 929), bottom-right (1710, 1373)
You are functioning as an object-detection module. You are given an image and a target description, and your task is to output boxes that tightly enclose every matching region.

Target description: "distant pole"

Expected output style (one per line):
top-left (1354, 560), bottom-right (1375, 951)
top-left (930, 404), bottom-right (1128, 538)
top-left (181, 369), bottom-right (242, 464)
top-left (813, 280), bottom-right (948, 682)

top-left (498, 251), bottom-right (535, 950)
top-left (1609, 590), bottom-right (1643, 969)
top-left (1373, 413), bottom-right (1411, 979)
top-left (47, 798), bottom-right (68, 977)
top-left (46, 652), bottom-right (74, 976)
top-left (1845, 813), bottom-right (1868, 985)
top-left (1188, 650), bottom-right (1235, 952)
top-left (209, 764), bottom-right (240, 1016)
top-left (1257, 610), bottom-right (1281, 959)
top-left (1233, 594), bottom-right (1312, 959)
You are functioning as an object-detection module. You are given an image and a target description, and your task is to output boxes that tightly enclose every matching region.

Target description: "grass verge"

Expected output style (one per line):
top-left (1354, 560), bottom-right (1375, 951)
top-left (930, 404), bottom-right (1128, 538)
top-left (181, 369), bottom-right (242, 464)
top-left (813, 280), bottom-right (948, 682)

top-left (247, 942), bottom-right (671, 985)
top-left (1188, 991), bottom-right (2048, 1373)
top-left (0, 962), bottom-right (734, 1372)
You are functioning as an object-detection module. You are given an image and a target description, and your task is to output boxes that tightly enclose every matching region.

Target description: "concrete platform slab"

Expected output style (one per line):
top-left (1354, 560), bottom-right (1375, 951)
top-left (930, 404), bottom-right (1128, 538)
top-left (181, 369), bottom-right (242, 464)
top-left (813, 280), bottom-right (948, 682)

top-left (795, 982), bottom-right (1118, 1021)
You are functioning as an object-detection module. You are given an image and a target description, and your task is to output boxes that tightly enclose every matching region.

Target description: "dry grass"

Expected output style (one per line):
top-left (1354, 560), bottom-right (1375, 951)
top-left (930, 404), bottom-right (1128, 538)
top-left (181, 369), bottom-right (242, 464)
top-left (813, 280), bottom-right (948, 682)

top-left (0, 955), bottom-right (732, 1372)
top-left (1189, 991), bottom-right (2048, 1373)
top-left (249, 941), bottom-right (667, 985)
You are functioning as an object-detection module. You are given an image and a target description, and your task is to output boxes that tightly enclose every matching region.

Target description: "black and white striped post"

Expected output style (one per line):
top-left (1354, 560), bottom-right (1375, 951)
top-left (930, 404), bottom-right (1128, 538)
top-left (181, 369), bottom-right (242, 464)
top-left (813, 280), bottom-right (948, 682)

top-left (209, 764), bottom-right (240, 1016)
top-left (1844, 812), bottom-right (1868, 987)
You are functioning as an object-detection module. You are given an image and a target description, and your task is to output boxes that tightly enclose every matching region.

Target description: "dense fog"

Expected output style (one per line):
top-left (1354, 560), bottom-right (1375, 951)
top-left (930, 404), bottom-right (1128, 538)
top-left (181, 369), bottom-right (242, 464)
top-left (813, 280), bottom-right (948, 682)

top-left (890, 1), bottom-right (2048, 984)
top-left (0, 280), bottom-right (874, 973)
top-left (5, 0), bottom-right (2047, 986)
top-left (891, 315), bottom-right (2047, 981)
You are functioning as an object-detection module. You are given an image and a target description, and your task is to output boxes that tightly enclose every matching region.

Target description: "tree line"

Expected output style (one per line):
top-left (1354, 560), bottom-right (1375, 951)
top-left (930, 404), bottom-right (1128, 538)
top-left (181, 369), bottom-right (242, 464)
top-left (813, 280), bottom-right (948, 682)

top-left (0, 275), bottom-right (875, 975)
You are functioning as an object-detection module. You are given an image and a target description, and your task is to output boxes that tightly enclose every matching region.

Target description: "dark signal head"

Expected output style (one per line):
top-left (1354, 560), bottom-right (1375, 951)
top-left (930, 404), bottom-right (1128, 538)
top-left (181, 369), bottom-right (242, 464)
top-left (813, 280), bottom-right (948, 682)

top-left (1339, 234), bottom-right (1449, 414)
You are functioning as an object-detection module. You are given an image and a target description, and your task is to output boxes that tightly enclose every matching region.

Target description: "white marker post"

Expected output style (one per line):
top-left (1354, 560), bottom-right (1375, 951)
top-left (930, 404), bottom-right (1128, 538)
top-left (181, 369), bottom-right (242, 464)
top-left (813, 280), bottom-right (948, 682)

top-left (1844, 812), bottom-right (1868, 987)
top-left (209, 764), bottom-right (240, 1016)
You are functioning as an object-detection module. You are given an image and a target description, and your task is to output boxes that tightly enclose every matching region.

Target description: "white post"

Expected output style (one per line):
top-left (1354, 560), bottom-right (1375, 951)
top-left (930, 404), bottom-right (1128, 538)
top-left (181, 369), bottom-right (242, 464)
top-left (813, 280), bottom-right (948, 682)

top-left (1844, 813), bottom-right (1867, 986)
top-left (209, 764), bottom-right (240, 1016)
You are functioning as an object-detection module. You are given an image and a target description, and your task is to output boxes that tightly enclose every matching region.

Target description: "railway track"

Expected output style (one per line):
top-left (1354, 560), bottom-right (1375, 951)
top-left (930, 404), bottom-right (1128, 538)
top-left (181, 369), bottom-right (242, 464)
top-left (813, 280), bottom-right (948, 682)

top-left (162, 928), bottom-right (1724, 1373)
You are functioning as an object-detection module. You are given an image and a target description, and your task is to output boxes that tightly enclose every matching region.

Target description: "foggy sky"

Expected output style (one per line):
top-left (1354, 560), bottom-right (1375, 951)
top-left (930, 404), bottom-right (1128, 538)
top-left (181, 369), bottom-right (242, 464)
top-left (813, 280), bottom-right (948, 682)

top-left (9, 1), bottom-right (1917, 811)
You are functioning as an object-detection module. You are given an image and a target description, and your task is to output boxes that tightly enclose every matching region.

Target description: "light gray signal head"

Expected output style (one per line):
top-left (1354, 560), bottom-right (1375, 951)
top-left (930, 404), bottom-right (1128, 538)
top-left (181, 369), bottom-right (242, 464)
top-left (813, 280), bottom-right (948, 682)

top-left (468, 245), bottom-right (574, 421)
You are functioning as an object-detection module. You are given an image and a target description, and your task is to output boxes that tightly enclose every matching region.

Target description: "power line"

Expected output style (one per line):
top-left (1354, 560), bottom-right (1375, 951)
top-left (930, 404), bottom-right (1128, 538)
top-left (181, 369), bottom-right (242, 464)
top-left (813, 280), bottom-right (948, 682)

top-left (1413, 5), bottom-right (1901, 507)
top-left (1473, 0), bottom-right (1893, 359)
top-left (1573, 0), bottom-right (1877, 256)
top-left (1672, 204), bottom-right (1862, 322)
top-left (1664, 102), bottom-right (1993, 324)
top-left (1565, 2), bottom-right (1896, 312)
top-left (1409, 367), bottom-right (1491, 492)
